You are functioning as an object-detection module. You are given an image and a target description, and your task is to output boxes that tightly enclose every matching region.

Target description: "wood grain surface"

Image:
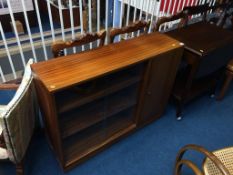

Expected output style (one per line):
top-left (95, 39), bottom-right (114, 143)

top-left (167, 22), bottom-right (233, 57)
top-left (31, 32), bottom-right (182, 92)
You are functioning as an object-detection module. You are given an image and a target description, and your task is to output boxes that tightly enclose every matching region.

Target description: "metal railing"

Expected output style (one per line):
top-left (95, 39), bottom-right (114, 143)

top-left (0, 0), bottom-right (216, 82)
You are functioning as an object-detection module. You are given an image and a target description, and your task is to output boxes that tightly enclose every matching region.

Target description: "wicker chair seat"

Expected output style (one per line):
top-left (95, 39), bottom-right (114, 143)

top-left (204, 147), bottom-right (233, 175)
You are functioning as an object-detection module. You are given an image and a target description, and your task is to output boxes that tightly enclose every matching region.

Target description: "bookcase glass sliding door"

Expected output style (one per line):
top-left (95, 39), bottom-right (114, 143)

top-left (54, 62), bottom-right (146, 165)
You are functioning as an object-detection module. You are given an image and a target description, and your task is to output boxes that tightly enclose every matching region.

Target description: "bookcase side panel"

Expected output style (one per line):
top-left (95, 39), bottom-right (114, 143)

top-left (33, 78), bottom-right (64, 166)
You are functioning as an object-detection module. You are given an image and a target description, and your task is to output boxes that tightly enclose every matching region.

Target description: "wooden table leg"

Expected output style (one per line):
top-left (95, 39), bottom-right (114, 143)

top-left (217, 70), bottom-right (233, 100)
top-left (175, 60), bottom-right (200, 120)
top-left (175, 98), bottom-right (183, 121)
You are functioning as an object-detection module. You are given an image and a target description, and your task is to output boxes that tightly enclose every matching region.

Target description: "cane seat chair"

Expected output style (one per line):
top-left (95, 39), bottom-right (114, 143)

top-left (204, 147), bottom-right (233, 175)
top-left (0, 59), bottom-right (38, 175)
top-left (175, 144), bottom-right (233, 175)
top-left (51, 30), bottom-right (106, 58)
top-left (109, 20), bottom-right (151, 44)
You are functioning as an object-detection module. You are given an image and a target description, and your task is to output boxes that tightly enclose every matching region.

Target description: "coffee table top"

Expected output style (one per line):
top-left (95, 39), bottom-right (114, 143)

top-left (166, 22), bottom-right (233, 57)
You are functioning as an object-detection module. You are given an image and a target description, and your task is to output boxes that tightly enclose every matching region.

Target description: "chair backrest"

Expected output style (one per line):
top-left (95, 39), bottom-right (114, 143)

top-left (0, 59), bottom-right (38, 163)
top-left (207, 3), bottom-right (231, 27)
top-left (183, 3), bottom-right (210, 22)
top-left (153, 11), bottom-right (187, 32)
top-left (208, 4), bottom-right (227, 27)
top-left (109, 20), bottom-right (151, 44)
top-left (51, 30), bottom-right (106, 58)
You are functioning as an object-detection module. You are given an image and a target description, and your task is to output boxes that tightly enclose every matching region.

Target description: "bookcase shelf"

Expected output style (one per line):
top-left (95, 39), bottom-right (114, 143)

top-left (59, 84), bottom-right (139, 138)
top-left (52, 63), bottom-right (144, 167)
top-left (63, 108), bottom-right (136, 166)
top-left (55, 65), bottom-right (143, 114)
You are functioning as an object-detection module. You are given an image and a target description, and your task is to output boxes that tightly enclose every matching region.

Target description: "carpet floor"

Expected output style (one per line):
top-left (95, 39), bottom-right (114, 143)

top-left (1, 86), bottom-right (233, 175)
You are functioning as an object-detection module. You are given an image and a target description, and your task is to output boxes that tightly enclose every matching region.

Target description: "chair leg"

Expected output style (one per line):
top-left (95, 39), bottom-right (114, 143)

top-left (0, 134), bottom-right (6, 148)
top-left (16, 160), bottom-right (24, 175)
top-left (217, 70), bottom-right (233, 100)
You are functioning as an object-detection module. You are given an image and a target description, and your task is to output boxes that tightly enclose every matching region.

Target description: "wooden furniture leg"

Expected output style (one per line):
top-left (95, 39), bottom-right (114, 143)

top-left (217, 70), bottom-right (233, 100)
top-left (16, 160), bottom-right (24, 175)
top-left (175, 98), bottom-right (183, 121)
top-left (174, 60), bottom-right (200, 120)
top-left (210, 86), bottom-right (217, 98)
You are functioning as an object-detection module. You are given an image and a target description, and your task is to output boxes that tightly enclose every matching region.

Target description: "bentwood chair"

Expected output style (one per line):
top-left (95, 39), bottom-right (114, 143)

top-left (153, 11), bottom-right (187, 32)
top-left (0, 59), bottom-right (38, 175)
top-left (175, 144), bottom-right (233, 175)
top-left (109, 20), bottom-right (151, 44)
top-left (51, 30), bottom-right (106, 58)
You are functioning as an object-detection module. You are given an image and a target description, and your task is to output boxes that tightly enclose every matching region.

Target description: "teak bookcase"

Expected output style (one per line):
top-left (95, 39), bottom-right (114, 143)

top-left (31, 33), bottom-right (183, 171)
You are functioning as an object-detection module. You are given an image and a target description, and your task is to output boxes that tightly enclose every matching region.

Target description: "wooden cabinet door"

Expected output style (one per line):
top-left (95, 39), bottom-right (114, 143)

top-left (139, 48), bottom-right (183, 125)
